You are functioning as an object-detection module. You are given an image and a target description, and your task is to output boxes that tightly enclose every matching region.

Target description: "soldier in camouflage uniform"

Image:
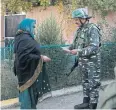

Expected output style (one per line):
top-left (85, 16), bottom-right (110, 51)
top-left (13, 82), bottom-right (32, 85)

top-left (63, 8), bottom-right (101, 109)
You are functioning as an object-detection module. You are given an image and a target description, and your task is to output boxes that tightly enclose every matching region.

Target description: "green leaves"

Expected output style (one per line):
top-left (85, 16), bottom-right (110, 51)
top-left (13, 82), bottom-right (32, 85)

top-left (37, 15), bottom-right (62, 45)
top-left (40, 0), bottom-right (49, 6)
top-left (2, 0), bottom-right (32, 14)
top-left (72, 0), bottom-right (116, 17)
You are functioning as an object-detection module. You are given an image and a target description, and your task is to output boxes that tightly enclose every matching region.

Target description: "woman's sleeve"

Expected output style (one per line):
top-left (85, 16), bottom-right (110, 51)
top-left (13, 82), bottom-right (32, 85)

top-left (17, 37), bottom-right (41, 63)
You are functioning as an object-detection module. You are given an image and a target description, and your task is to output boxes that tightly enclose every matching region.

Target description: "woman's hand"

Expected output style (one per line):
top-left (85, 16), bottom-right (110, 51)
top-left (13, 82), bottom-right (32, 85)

top-left (41, 55), bottom-right (51, 62)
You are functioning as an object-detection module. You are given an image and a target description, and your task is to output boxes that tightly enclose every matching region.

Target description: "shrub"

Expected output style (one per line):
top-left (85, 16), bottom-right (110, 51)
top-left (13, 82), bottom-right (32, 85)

top-left (36, 15), bottom-right (62, 45)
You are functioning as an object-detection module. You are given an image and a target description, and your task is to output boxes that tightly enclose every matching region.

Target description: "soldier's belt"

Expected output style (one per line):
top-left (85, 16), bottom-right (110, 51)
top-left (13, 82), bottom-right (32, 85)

top-left (17, 58), bottom-right (43, 92)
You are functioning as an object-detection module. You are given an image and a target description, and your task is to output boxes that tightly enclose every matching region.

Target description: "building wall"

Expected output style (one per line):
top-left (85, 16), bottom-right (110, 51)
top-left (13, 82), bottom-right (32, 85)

top-left (1, 6), bottom-right (116, 46)
top-left (26, 6), bottom-right (77, 43)
top-left (26, 6), bottom-right (116, 43)
top-left (89, 9), bottom-right (116, 41)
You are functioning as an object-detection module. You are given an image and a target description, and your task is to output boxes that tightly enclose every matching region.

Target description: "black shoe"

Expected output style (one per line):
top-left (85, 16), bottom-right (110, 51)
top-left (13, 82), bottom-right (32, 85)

top-left (83, 97), bottom-right (90, 103)
top-left (74, 97), bottom-right (90, 109)
top-left (74, 103), bottom-right (89, 109)
top-left (90, 103), bottom-right (97, 109)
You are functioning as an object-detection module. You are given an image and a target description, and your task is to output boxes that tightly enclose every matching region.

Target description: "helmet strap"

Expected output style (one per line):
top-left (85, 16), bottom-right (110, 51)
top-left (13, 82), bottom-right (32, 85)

top-left (79, 18), bottom-right (89, 27)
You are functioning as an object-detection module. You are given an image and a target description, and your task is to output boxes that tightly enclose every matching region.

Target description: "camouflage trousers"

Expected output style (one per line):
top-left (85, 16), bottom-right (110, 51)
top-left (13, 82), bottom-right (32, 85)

top-left (78, 53), bottom-right (101, 104)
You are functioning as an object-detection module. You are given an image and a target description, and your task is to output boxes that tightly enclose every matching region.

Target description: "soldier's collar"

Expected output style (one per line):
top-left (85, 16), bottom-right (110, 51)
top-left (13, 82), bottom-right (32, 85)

top-left (83, 22), bottom-right (89, 27)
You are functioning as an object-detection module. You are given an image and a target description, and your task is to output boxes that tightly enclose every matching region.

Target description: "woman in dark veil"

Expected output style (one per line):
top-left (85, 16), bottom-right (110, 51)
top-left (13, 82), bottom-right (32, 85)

top-left (14, 18), bottom-right (51, 109)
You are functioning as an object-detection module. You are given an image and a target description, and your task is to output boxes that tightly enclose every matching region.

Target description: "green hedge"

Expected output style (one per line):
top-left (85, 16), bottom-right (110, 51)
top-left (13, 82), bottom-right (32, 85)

top-left (100, 43), bottom-right (116, 80)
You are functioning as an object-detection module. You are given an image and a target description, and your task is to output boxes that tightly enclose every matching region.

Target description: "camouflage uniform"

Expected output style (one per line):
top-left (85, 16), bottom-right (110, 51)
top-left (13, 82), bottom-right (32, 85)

top-left (70, 8), bottom-right (101, 108)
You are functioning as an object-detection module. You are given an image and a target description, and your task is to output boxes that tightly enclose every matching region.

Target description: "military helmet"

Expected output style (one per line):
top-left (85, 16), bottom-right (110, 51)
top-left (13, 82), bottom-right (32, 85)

top-left (72, 8), bottom-right (92, 19)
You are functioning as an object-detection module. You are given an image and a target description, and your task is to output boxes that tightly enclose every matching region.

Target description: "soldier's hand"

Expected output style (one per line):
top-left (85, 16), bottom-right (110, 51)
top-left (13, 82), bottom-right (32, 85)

top-left (62, 47), bottom-right (71, 53)
top-left (70, 49), bottom-right (78, 55)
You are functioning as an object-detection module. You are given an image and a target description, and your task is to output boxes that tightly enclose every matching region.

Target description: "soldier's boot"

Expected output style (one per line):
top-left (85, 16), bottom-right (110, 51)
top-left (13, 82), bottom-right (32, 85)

top-left (89, 103), bottom-right (97, 109)
top-left (74, 97), bottom-right (90, 109)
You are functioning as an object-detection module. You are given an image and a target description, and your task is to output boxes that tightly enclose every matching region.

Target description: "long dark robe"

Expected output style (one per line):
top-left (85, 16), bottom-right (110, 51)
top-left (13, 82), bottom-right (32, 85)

top-left (14, 32), bottom-right (51, 109)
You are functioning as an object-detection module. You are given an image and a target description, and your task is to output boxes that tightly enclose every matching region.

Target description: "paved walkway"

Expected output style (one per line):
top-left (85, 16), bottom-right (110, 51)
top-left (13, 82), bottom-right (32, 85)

top-left (37, 92), bottom-right (82, 109)
top-left (2, 92), bottom-right (83, 109)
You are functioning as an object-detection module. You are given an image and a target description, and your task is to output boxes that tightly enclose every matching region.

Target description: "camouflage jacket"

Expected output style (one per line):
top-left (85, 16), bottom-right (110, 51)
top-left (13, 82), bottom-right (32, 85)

top-left (69, 23), bottom-right (101, 58)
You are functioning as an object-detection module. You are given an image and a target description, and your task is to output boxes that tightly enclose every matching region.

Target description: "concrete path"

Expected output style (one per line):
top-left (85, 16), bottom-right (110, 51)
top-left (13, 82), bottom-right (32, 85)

top-left (36, 92), bottom-right (82, 109)
top-left (2, 92), bottom-right (82, 109)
